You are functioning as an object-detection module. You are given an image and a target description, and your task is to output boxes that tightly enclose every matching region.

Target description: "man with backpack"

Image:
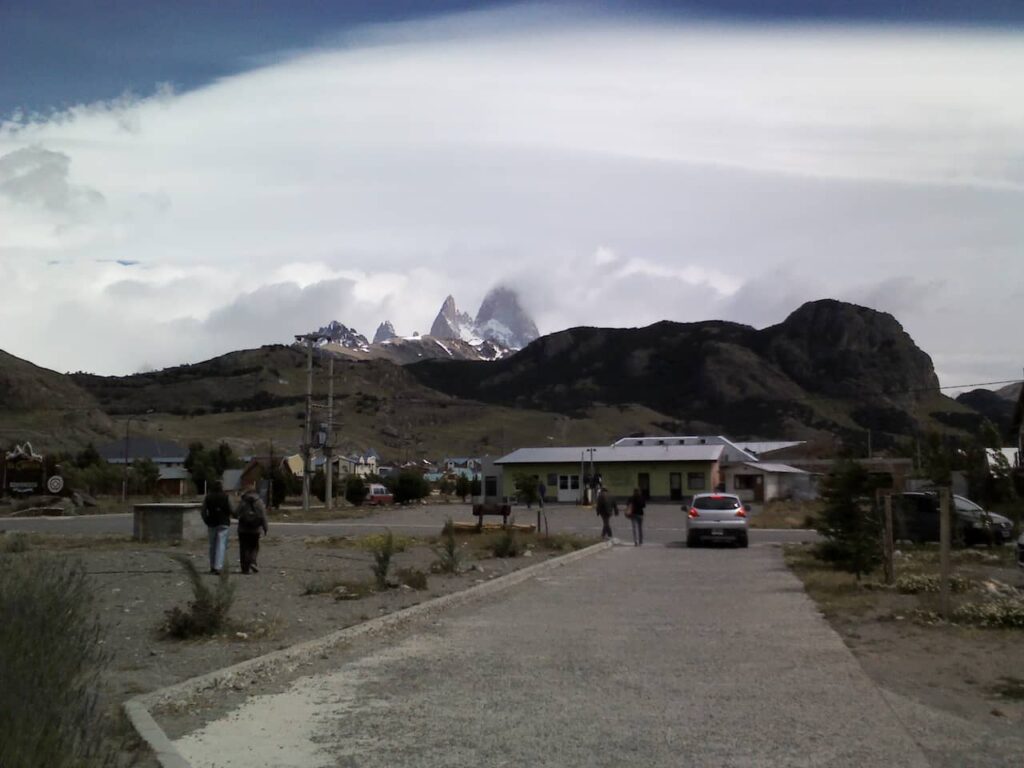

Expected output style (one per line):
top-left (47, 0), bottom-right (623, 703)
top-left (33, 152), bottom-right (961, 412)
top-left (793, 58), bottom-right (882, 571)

top-left (234, 486), bottom-right (269, 574)
top-left (201, 480), bottom-right (232, 575)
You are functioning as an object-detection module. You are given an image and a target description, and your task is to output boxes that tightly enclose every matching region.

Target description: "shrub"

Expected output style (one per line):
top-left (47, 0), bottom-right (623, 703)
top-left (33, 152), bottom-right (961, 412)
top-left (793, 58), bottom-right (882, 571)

top-left (951, 598), bottom-right (1024, 629)
top-left (370, 530), bottom-right (396, 590)
top-left (491, 528), bottom-right (524, 558)
top-left (537, 533), bottom-right (592, 552)
top-left (814, 460), bottom-right (883, 579)
top-left (396, 567), bottom-right (428, 590)
top-left (345, 475), bottom-right (368, 506)
top-left (895, 574), bottom-right (973, 594)
top-left (454, 475), bottom-right (471, 501)
top-left (163, 555), bottom-right (236, 638)
top-left (393, 471), bottom-right (431, 504)
top-left (514, 473), bottom-right (540, 506)
top-left (432, 518), bottom-right (462, 574)
top-left (0, 554), bottom-right (121, 767)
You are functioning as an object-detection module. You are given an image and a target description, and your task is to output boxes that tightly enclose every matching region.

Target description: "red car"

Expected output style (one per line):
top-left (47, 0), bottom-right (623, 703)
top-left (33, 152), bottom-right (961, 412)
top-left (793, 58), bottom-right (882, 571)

top-left (366, 483), bottom-right (393, 505)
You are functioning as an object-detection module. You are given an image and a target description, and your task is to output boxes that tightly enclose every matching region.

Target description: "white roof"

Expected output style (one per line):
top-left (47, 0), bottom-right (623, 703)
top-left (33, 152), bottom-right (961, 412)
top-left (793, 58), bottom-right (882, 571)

top-left (734, 441), bottom-right (805, 456)
top-left (740, 462), bottom-right (808, 475)
top-left (497, 444), bottom-right (724, 465)
top-left (613, 435), bottom-right (756, 462)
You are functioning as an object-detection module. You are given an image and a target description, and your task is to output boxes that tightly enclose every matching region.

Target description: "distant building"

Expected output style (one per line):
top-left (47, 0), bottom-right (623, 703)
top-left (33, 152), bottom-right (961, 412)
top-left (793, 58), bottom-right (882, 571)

top-left (97, 437), bottom-right (186, 467)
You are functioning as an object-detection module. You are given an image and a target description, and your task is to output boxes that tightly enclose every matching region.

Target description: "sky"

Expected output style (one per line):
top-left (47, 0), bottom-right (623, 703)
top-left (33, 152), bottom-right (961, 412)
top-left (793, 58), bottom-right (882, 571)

top-left (1, 1), bottom-right (1022, 387)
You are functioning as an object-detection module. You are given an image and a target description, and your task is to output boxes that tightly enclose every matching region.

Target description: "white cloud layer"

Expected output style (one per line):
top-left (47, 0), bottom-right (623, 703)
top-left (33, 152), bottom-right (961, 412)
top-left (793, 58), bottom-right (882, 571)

top-left (1, 9), bottom-right (1022, 386)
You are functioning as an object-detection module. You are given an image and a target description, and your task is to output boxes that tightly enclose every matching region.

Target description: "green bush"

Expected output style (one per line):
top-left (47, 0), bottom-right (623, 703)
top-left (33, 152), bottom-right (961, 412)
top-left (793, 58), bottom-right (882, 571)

top-left (814, 460), bottom-right (883, 579)
top-left (951, 598), bottom-right (1024, 629)
top-left (370, 530), bottom-right (396, 590)
top-left (895, 574), bottom-right (973, 594)
top-left (345, 475), bottom-right (368, 506)
top-left (163, 555), bottom-right (236, 638)
top-left (0, 555), bottom-right (121, 767)
top-left (491, 528), bottom-right (524, 558)
top-left (1, 533), bottom-right (29, 553)
top-left (454, 475), bottom-right (471, 501)
top-left (393, 471), bottom-right (431, 504)
top-left (432, 518), bottom-right (462, 574)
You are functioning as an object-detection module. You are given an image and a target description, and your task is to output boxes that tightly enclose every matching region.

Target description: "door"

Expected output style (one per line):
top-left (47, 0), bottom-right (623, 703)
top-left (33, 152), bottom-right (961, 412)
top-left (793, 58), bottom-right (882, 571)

top-left (638, 473), bottom-right (650, 501)
top-left (669, 473), bottom-right (682, 501)
top-left (753, 475), bottom-right (765, 503)
top-left (557, 474), bottom-right (580, 503)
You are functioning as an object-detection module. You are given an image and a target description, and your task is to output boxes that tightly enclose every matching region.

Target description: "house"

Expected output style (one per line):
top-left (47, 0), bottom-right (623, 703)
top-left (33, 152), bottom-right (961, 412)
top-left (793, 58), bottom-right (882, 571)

top-left (443, 457), bottom-right (481, 480)
top-left (614, 435), bottom-right (812, 502)
top-left (495, 444), bottom-right (725, 503)
top-left (97, 437), bottom-right (186, 467)
top-left (156, 467), bottom-right (191, 497)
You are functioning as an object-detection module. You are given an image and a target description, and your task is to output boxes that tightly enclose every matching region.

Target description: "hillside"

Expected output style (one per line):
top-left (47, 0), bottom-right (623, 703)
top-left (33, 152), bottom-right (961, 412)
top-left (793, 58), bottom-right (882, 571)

top-left (0, 349), bottom-right (113, 450)
top-left (67, 345), bottom-right (678, 458)
top-left (409, 300), bottom-right (979, 449)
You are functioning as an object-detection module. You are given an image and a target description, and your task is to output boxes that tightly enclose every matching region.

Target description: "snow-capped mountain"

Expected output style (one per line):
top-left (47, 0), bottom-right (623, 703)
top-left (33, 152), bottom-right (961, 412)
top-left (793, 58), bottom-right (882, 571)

top-left (373, 321), bottom-right (397, 344)
top-left (427, 288), bottom-right (539, 350)
top-left (312, 321), bottom-right (369, 351)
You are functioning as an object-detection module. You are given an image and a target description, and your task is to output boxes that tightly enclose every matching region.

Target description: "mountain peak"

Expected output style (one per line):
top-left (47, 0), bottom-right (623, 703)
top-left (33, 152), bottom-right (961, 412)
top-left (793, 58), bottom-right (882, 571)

top-left (429, 295), bottom-right (474, 341)
top-left (474, 286), bottom-right (539, 349)
top-left (313, 321), bottom-right (369, 351)
top-left (373, 321), bottom-right (397, 344)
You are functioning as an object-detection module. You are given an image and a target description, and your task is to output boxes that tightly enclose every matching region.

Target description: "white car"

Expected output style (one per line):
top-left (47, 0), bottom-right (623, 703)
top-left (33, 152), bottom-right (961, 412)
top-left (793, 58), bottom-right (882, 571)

top-left (686, 492), bottom-right (750, 548)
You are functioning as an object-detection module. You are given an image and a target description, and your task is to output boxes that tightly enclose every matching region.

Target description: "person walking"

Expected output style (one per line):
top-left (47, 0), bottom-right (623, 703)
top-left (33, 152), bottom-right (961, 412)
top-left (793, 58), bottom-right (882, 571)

top-left (628, 487), bottom-right (646, 546)
top-left (201, 481), bottom-right (232, 575)
top-left (234, 486), bottom-right (269, 574)
top-left (596, 486), bottom-right (616, 541)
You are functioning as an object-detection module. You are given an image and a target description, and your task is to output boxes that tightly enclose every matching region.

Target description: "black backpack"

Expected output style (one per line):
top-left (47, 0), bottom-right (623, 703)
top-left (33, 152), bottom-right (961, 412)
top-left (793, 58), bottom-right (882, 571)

top-left (238, 495), bottom-right (262, 528)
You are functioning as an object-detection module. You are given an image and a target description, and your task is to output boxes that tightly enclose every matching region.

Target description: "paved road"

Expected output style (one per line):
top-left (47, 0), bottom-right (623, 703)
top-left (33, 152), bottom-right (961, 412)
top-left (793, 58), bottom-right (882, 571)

top-left (175, 542), bottom-right (927, 768)
top-left (0, 503), bottom-right (818, 546)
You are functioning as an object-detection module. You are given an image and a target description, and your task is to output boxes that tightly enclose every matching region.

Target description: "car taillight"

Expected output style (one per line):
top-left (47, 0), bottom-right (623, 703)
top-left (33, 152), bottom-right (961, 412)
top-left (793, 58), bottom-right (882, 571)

top-left (688, 508), bottom-right (699, 518)
top-left (736, 508), bottom-right (747, 518)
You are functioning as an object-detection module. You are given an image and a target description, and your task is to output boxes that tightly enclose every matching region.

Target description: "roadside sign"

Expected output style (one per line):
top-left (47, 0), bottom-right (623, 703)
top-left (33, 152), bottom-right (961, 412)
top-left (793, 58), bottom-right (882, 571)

top-left (47, 475), bottom-right (65, 494)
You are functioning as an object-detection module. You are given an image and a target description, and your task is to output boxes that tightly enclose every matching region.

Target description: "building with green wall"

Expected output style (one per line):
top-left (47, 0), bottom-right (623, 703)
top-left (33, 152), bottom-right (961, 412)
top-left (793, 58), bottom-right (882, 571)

top-left (495, 444), bottom-right (724, 503)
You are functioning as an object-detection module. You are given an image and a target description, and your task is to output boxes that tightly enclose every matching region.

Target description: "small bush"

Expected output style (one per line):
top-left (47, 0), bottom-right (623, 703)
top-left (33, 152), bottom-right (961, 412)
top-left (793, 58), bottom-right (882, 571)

top-left (895, 574), bottom-right (973, 595)
top-left (0, 554), bottom-right (121, 767)
top-left (345, 475), bottom-right (368, 506)
top-left (951, 598), bottom-right (1024, 629)
top-left (537, 533), bottom-right (593, 552)
top-left (396, 567), bottom-right (428, 590)
top-left (163, 555), bottom-right (236, 638)
top-left (491, 528), bottom-right (524, 558)
top-left (370, 530), bottom-right (396, 590)
top-left (393, 471), bottom-right (431, 504)
top-left (432, 518), bottom-right (462, 574)
top-left (356, 532), bottom-right (412, 554)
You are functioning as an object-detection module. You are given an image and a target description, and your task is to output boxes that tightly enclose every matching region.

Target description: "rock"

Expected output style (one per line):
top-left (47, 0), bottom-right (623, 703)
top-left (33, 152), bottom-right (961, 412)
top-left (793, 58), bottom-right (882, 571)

top-left (373, 321), bottom-right (398, 343)
top-left (235, 632), bottom-right (249, 640)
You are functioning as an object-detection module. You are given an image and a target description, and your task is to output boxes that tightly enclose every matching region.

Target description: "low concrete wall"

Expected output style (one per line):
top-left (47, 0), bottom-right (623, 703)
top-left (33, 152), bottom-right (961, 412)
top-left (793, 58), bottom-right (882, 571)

top-left (133, 503), bottom-right (204, 542)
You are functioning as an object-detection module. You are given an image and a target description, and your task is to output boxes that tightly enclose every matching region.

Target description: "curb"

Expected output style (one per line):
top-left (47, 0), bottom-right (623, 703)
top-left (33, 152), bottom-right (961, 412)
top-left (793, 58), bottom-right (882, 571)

top-left (124, 540), bottom-right (612, 768)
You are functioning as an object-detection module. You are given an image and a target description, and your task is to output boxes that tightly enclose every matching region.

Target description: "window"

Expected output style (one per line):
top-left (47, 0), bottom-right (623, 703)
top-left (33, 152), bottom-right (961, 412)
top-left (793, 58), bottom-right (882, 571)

top-left (570, 475), bottom-right (579, 489)
top-left (547, 473), bottom-right (557, 487)
top-left (559, 475), bottom-right (568, 490)
top-left (484, 476), bottom-right (498, 497)
top-left (687, 472), bottom-right (706, 490)
top-left (734, 474), bottom-right (758, 491)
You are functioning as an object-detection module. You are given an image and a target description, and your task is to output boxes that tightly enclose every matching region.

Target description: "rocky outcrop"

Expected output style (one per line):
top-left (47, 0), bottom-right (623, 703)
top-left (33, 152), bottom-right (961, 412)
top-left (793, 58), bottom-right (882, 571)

top-left (474, 286), bottom-right (539, 349)
top-left (429, 296), bottom-right (475, 341)
top-left (373, 321), bottom-right (398, 344)
top-left (313, 321), bottom-right (369, 351)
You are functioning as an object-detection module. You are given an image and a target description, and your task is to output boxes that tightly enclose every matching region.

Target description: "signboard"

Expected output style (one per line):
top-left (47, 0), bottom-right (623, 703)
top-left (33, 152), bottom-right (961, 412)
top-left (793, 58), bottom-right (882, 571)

top-left (3, 443), bottom-right (45, 497)
top-left (47, 475), bottom-right (65, 494)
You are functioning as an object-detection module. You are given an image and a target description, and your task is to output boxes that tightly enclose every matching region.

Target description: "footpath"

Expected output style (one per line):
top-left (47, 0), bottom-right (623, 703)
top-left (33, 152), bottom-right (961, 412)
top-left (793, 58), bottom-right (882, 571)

top-left (173, 543), bottom-right (931, 768)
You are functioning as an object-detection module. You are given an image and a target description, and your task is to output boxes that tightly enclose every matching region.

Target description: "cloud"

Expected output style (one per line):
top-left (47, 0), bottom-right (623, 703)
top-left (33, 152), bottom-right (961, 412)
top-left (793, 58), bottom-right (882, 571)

top-left (0, 8), bottom-right (1021, 385)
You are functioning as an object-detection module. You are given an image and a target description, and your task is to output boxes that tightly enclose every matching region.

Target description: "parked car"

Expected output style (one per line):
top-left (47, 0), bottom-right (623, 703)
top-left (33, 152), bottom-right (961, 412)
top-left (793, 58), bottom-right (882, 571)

top-left (685, 492), bottom-right (749, 548)
top-left (366, 483), bottom-right (394, 505)
top-left (894, 492), bottom-right (1013, 546)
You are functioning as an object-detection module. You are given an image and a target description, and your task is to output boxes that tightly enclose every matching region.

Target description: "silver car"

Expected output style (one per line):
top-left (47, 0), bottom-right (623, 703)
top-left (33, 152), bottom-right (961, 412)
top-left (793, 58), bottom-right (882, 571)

top-left (686, 492), bottom-right (750, 548)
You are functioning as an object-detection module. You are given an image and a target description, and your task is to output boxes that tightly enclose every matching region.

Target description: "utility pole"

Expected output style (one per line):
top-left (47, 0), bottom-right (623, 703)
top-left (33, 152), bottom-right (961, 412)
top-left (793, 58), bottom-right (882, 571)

top-left (325, 356), bottom-right (334, 511)
top-left (295, 334), bottom-right (316, 513)
top-left (268, 439), bottom-right (274, 509)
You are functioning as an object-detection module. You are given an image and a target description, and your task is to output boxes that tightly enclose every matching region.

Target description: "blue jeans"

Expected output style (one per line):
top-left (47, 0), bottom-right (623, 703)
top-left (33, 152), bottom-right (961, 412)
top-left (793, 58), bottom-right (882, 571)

top-left (631, 516), bottom-right (643, 546)
top-left (208, 525), bottom-right (229, 572)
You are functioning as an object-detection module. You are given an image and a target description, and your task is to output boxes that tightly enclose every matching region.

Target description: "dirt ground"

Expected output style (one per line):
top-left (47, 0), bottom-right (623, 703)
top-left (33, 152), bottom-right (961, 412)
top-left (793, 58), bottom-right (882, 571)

top-left (785, 542), bottom-right (1024, 734)
top-left (1, 525), bottom-right (590, 765)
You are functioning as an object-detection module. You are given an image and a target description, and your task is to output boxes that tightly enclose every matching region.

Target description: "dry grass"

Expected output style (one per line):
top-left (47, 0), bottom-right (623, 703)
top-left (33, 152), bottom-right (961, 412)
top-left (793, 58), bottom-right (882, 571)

top-left (748, 499), bottom-right (821, 530)
top-left (783, 544), bottom-right (880, 618)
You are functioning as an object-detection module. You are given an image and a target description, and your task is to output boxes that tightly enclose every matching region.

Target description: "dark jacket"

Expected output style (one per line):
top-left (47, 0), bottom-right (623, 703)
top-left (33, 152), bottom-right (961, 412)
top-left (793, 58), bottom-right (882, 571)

top-left (596, 490), bottom-right (615, 517)
top-left (234, 492), bottom-right (269, 535)
top-left (201, 491), bottom-right (232, 528)
top-left (629, 492), bottom-right (646, 517)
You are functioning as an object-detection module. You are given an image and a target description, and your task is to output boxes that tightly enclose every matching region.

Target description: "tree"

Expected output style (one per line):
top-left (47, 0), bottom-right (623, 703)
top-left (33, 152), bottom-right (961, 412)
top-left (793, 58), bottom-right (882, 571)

top-left (131, 458), bottom-right (160, 495)
top-left (814, 460), bottom-right (882, 579)
top-left (393, 471), bottom-right (431, 504)
top-left (454, 475), bottom-right (471, 501)
top-left (514, 473), bottom-right (539, 508)
top-left (75, 443), bottom-right (101, 469)
top-left (345, 475), bottom-right (368, 506)
top-left (270, 466), bottom-right (293, 508)
top-left (438, 477), bottom-right (455, 496)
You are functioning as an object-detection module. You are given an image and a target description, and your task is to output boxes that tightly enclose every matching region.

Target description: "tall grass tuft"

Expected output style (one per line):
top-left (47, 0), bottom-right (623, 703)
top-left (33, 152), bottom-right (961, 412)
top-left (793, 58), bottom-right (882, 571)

top-left (163, 554), bottom-right (236, 638)
top-left (0, 554), bottom-right (121, 767)
top-left (370, 530), bottom-right (396, 590)
top-left (491, 528), bottom-right (524, 558)
top-left (432, 518), bottom-right (462, 574)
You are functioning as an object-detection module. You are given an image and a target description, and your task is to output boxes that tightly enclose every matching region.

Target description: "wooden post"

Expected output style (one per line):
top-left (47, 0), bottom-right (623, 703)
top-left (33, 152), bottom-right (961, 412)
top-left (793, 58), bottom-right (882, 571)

top-left (939, 487), bottom-right (951, 620)
top-left (882, 493), bottom-right (895, 585)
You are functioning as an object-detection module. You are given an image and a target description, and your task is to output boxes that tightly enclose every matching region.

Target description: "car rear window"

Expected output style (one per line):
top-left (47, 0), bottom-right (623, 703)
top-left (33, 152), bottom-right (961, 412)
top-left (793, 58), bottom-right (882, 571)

top-left (693, 496), bottom-right (741, 510)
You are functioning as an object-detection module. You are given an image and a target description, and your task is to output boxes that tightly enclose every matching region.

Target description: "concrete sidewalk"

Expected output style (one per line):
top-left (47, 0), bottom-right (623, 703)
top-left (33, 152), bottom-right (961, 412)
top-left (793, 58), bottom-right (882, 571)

top-left (175, 543), bottom-right (928, 768)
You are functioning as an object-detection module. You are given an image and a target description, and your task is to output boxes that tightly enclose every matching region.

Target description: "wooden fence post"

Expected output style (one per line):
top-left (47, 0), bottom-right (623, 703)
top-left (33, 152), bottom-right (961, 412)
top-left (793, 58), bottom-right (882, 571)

top-left (882, 493), bottom-right (895, 585)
